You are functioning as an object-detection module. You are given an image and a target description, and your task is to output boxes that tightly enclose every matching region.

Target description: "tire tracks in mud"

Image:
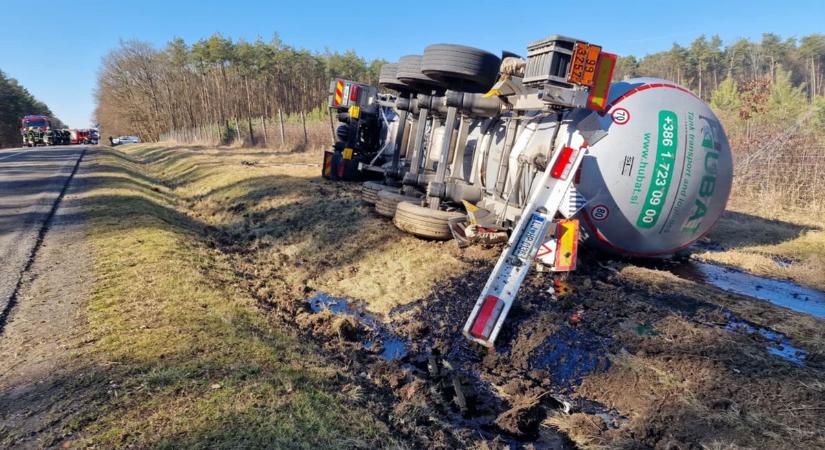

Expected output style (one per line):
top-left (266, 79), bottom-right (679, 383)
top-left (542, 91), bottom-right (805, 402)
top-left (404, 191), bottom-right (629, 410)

top-left (0, 147), bottom-right (87, 335)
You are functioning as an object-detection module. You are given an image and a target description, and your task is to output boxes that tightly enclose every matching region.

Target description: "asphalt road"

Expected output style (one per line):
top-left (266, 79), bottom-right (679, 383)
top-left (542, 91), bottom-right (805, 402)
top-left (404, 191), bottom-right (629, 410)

top-left (0, 146), bottom-right (86, 326)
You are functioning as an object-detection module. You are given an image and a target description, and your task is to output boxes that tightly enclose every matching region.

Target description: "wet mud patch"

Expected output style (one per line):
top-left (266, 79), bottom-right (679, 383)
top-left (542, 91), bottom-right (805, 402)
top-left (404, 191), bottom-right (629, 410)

top-left (307, 292), bottom-right (408, 361)
top-left (527, 326), bottom-right (611, 388)
top-left (725, 313), bottom-right (807, 365)
top-left (386, 251), bottom-right (825, 448)
top-left (384, 257), bottom-right (638, 443)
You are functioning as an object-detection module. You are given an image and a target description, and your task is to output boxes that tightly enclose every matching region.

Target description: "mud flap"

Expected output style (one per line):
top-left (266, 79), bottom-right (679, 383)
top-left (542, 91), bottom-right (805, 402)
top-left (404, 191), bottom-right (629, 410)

top-left (448, 216), bottom-right (470, 247)
top-left (322, 150), bottom-right (361, 181)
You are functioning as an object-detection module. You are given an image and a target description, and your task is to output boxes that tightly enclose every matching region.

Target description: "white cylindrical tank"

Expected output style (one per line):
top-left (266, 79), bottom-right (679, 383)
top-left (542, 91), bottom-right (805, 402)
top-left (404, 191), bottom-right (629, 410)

top-left (575, 78), bottom-right (733, 256)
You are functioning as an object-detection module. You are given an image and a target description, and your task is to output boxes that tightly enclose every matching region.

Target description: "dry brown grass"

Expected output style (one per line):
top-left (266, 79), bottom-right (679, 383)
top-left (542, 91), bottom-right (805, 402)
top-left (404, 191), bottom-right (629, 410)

top-left (617, 264), bottom-right (825, 354)
top-left (699, 195), bottom-right (825, 290)
top-left (126, 143), bottom-right (468, 315)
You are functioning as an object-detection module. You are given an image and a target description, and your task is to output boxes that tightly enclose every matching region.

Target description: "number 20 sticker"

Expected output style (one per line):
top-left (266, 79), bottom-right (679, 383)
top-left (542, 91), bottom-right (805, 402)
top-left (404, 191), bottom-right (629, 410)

top-left (611, 108), bottom-right (630, 125)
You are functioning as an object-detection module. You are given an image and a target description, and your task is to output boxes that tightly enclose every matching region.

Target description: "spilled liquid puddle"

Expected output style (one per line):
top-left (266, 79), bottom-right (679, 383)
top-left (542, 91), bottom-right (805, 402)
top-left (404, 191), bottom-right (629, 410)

top-left (308, 294), bottom-right (352, 315)
top-left (672, 261), bottom-right (825, 319)
top-left (363, 338), bottom-right (408, 360)
top-left (307, 292), bottom-right (408, 361)
top-left (528, 327), bottom-right (611, 389)
top-left (725, 314), bottom-right (807, 365)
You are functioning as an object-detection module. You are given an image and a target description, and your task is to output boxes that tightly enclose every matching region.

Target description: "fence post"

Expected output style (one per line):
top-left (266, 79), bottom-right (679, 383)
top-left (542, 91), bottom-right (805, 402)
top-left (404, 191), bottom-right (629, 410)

top-left (301, 110), bottom-right (308, 144)
top-left (327, 107), bottom-right (335, 145)
top-left (278, 109), bottom-right (286, 146)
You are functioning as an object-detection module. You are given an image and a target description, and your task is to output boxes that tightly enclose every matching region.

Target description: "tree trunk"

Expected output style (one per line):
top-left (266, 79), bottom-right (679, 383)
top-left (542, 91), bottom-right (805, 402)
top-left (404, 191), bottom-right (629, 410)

top-left (262, 116), bottom-right (268, 146)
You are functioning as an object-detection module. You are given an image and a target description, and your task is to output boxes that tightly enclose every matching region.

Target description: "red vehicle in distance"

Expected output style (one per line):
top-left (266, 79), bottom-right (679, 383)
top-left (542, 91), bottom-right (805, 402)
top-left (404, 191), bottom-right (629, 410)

top-left (69, 129), bottom-right (97, 145)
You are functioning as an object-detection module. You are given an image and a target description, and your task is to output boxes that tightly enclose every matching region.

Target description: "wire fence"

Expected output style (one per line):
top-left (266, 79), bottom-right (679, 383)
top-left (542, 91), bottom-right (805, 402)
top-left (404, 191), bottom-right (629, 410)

top-left (730, 117), bottom-right (825, 212)
top-left (159, 110), bottom-right (334, 152)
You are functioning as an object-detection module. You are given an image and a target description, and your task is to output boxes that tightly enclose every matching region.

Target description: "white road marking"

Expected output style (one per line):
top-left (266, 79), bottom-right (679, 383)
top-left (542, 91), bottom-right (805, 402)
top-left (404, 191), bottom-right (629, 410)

top-left (0, 151), bottom-right (27, 161)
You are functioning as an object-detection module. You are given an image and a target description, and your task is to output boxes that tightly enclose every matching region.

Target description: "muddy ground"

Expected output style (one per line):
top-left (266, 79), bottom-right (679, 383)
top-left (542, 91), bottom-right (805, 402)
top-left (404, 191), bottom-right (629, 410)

top-left (239, 254), bottom-right (825, 449)
top-left (163, 145), bottom-right (825, 449)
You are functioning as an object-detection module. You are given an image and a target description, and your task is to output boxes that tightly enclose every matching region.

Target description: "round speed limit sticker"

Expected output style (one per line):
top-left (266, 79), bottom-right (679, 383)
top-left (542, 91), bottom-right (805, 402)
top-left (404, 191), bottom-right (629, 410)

top-left (611, 108), bottom-right (630, 125)
top-left (591, 204), bottom-right (610, 221)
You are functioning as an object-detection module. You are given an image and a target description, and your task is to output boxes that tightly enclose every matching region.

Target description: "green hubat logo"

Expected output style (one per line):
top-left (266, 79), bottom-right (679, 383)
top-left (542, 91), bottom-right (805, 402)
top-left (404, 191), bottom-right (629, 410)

top-left (682, 127), bottom-right (719, 234)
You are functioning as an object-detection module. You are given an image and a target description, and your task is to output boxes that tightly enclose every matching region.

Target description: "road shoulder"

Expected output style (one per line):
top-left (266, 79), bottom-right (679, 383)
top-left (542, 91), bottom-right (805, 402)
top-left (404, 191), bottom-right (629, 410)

top-left (0, 152), bottom-right (96, 449)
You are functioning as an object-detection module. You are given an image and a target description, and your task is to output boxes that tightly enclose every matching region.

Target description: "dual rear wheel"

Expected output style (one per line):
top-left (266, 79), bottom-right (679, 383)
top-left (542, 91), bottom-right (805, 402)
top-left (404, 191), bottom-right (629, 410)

top-left (361, 181), bottom-right (394, 205)
top-left (364, 182), bottom-right (462, 241)
top-left (393, 201), bottom-right (464, 241)
top-left (375, 190), bottom-right (420, 218)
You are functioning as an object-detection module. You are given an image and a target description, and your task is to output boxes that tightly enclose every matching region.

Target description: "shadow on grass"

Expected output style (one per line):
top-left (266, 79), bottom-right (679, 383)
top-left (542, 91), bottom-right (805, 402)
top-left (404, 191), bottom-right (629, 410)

top-left (70, 148), bottom-right (388, 285)
top-left (706, 209), bottom-right (820, 249)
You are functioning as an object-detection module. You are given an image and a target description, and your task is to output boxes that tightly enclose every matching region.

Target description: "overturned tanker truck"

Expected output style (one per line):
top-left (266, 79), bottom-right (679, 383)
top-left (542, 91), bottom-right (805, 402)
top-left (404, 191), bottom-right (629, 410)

top-left (322, 35), bottom-right (733, 348)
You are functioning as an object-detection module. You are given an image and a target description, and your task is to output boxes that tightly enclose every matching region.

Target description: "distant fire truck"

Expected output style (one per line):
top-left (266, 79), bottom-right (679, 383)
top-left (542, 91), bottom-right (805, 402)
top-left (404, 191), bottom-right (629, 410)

top-left (21, 115), bottom-right (56, 146)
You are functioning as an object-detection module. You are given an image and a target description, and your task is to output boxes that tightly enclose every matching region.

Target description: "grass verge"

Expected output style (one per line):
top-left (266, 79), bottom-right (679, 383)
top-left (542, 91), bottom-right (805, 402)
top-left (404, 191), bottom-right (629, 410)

top-left (71, 147), bottom-right (396, 448)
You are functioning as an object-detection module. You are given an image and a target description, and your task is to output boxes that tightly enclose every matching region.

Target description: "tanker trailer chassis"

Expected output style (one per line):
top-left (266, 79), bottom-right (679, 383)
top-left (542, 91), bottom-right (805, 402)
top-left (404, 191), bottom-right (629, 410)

top-left (323, 35), bottom-right (733, 350)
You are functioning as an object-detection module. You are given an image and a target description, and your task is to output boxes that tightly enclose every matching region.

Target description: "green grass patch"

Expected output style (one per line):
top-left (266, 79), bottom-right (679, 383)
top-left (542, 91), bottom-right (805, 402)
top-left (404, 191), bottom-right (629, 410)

top-left (74, 147), bottom-right (396, 448)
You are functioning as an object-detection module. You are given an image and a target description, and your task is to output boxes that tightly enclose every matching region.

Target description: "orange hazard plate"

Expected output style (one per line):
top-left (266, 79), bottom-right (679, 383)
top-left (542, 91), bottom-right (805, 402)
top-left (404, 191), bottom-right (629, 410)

top-left (568, 43), bottom-right (601, 87)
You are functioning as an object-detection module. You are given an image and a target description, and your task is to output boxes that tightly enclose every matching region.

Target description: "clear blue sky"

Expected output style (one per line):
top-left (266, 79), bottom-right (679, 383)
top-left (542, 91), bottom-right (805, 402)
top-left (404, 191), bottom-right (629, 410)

top-left (1, 0), bottom-right (823, 128)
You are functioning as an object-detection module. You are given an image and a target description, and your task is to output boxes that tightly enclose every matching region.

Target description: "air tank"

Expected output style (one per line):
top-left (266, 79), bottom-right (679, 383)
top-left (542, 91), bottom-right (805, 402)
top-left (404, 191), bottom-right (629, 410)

top-left (574, 78), bottom-right (733, 256)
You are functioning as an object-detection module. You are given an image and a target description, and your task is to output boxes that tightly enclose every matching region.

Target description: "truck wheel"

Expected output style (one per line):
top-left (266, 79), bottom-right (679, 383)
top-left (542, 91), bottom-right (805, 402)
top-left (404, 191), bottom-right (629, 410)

top-left (393, 201), bottom-right (465, 240)
top-left (375, 190), bottom-right (421, 218)
top-left (397, 55), bottom-right (446, 93)
top-left (379, 63), bottom-right (409, 93)
top-left (362, 181), bottom-right (396, 205)
top-left (421, 44), bottom-right (501, 93)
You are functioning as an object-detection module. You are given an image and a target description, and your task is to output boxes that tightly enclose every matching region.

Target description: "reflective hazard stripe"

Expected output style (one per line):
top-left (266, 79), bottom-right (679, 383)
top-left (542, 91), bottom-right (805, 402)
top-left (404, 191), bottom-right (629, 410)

top-left (334, 81), bottom-right (344, 106)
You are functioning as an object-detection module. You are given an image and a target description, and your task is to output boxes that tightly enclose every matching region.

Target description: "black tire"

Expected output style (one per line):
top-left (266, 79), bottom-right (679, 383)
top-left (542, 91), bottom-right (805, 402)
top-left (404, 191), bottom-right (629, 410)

top-left (362, 181), bottom-right (396, 205)
top-left (379, 63), bottom-right (409, 92)
top-left (375, 190), bottom-right (421, 218)
top-left (421, 44), bottom-right (501, 93)
top-left (393, 201), bottom-right (465, 240)
top-left (397, 55), bottom-right (446, 93)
